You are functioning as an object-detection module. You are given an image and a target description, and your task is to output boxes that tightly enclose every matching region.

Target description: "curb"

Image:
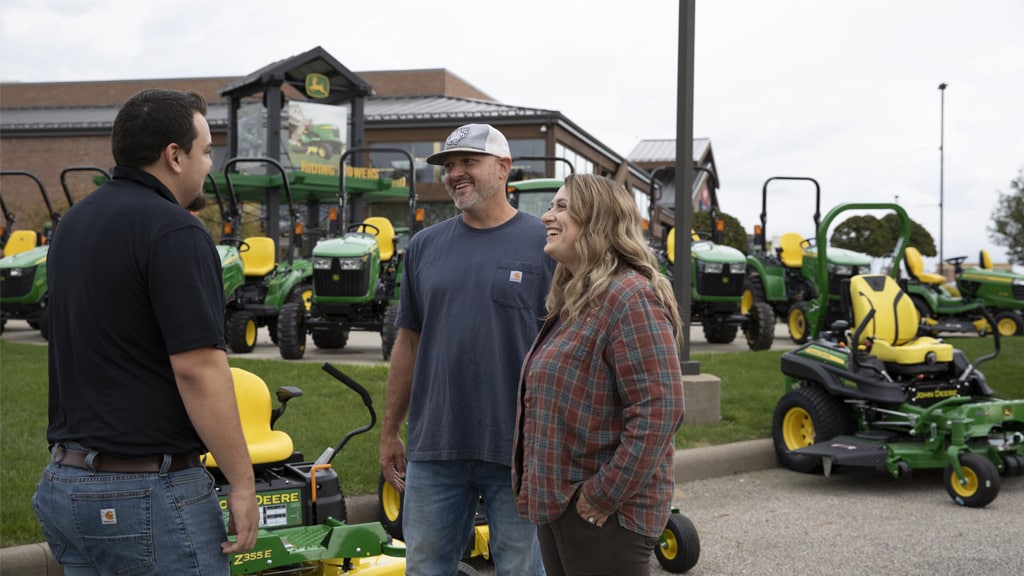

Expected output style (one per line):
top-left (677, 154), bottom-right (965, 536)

top-left (0, 439), bottom-right (777, 575)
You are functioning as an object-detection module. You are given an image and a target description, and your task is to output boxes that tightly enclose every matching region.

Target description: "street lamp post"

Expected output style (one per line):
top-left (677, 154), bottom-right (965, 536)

top-left (938, 82), bottom-right (947, 277)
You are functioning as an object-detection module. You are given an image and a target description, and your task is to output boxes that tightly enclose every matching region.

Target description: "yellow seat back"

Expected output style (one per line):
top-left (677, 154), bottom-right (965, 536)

top-left (3, 230), bottom-right (38, 257)
top-left (904, 246), bottom-right (946, 285)
top-left (666, 227), bottom-right (676, 265)
top-left (205, 368), bottom-right (294, 467)
top-left (980, 249), bottom-right (992, 270)
top-left (241, 237), bottom-right (276, 277)
top-left (363, 216), bottom-right (396, 262)
top-left (849, 275), bottom-right (953, 364)
top-left (778, 233), bottom-right (805, 268)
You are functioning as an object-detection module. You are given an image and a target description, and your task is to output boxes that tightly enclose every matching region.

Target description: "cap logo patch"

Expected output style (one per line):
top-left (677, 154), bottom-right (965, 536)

top-left (446, 126), bottom-right (471, 147)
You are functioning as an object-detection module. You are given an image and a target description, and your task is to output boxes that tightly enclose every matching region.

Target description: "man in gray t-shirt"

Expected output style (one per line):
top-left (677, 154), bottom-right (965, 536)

top-left (380, 124), bottom-right (553, 575)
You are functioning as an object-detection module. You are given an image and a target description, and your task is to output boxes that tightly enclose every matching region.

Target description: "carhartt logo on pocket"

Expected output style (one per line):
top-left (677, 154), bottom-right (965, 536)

top-left (101, 509), bottom-right (117, 525)
top-left (509, 270), bottom-right (523, 283)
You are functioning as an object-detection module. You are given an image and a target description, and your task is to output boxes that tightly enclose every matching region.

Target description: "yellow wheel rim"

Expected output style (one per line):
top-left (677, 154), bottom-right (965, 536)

top-left (245, 319), bottom-right (257, 347)
top-left (996, 317), bottom-right (1017, 337)
top-left (659, 528), bottom-right (679, 560)
top-left (381, 482), bottom-right (402, 522)
top-left (741, 290), bottom-right (754, 315)
top-left (788, 309), bottom-right (806, 340)
top-left (950, 466), bottom-right (979, 498)
top-left (782, 407), bottom-right (814, 450)
top-left (301, 289), bottom-right (313, 311)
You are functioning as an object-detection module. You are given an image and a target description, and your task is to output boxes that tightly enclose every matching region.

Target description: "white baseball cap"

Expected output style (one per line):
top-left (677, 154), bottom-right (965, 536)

top-left (426, 123), bottom-right (511, 165)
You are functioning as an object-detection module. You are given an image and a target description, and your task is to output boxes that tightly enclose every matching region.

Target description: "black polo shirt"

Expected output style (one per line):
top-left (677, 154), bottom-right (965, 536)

top-left (46, 166), bottom-right (226, 457)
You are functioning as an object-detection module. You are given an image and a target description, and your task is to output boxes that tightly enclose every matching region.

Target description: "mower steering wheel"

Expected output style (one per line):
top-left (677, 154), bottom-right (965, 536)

top-left (348, 222), bottom-right (380, 235)
top-left (223, 238), bottom-right (251, 252)
top-left (800, 238), bottom-right (817, 249)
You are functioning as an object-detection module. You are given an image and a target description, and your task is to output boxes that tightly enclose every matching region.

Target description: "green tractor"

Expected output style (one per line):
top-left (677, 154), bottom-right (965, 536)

top-left (744, 176), bottom-right (872, 344)
top-left (218, 157), bottom-right (313, 353)
top-left (202, 173), bottom-right (247, 314)
top-left (0, 167), bottom-right (109, 339)
top-left (277, 148), bottom-right (417, 361)
top-left (770, 202), bottom-right (1024, 507)
top-left (506, 156), bottom-right (575, 217)
top-left (651, 168), bottom-right (775, 350)
top-left (902, 245), bottom-right (1022, 337)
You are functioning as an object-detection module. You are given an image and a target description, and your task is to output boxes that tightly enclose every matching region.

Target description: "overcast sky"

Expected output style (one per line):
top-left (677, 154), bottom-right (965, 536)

top-left (2, 0), bottom-right (1022, 267)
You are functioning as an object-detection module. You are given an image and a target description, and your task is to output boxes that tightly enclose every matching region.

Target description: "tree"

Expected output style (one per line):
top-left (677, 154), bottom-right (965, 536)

top-left (693, 210), bottom-right (748, 254)
top-left (989, 168), bottom-right (1024, 265)
top-left (829, 213), bottom-right (936, 257)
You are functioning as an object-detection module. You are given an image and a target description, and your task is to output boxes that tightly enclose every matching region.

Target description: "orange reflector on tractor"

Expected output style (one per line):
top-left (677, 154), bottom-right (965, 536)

top-left (415, 208), bottom-right (425, 222)
top-left (328, 207), bottom-right (339, 222)
top-left (294, 222), bottom-right (304, 236)
top-left (716, 219), bottom-right (725, 232)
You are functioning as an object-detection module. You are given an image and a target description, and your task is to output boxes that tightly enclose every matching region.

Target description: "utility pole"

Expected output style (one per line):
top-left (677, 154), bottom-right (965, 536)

top-left (938, 82), bottom-right (947, 276)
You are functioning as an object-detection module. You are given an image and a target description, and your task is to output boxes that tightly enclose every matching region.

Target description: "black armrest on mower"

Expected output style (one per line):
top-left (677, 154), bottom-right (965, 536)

top-left (271, 386), bottom-right (304, 428)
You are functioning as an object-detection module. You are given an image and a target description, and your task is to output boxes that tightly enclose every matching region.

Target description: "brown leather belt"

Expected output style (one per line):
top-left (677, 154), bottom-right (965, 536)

top-left (52, 446), bottom-right (202, 473)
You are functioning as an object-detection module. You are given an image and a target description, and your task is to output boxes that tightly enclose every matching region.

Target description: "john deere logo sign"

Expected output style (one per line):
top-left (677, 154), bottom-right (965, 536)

top-left (305, 74), bottom-right (330, 99)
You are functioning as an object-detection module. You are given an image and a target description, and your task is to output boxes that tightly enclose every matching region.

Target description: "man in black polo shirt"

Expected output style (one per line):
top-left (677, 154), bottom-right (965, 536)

top-left (34, 88), bottom-right (257, 574)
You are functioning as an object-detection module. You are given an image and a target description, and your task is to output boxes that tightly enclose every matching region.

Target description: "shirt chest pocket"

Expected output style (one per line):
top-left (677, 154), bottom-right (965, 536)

top-left (491, 259), bottom-right (544, 309)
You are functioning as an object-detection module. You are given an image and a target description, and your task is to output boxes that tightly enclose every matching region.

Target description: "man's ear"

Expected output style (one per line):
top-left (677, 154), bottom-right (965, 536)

top-left (163, 143), bottom-right (183, 174)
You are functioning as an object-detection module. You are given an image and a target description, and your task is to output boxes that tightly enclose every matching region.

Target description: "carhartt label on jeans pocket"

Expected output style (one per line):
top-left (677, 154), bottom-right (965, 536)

top-left (101, 508), bottom-right (117, 525)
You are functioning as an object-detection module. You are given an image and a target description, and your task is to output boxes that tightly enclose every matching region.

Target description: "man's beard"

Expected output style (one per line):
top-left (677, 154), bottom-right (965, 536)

top-left (185, 193), bottom-right (208, 213)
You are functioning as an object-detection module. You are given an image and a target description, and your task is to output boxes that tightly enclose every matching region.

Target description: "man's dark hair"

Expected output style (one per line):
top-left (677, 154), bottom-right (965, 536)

top-left (111, 88), bottom-right (208, 169)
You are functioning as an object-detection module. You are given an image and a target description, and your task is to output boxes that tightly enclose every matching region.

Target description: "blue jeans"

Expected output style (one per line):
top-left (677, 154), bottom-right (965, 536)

top-left (32, 447), bottom-right (228, 576)
top-left (404, 459), bottom-right (545, 576)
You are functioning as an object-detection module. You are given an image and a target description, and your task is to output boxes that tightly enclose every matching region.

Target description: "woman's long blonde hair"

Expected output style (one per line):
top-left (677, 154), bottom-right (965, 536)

top-left (545, 173), bottom-right (682, 348)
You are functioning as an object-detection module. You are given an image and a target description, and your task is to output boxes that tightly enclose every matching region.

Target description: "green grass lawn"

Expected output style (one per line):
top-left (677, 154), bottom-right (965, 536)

top-left (3, 336), bottom-right (1022, 547)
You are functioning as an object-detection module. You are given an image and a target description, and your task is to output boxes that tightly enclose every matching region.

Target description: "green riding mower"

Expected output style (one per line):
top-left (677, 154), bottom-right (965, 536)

top-left (206, 362), bottom-right (480, 575)
top-left (218, 157), bottom-right (313, 354)
top-left (277, 148), bottom-right (418, 361)
top-left (376, 471), bottom-right (701, 573)
top-left (904, 246), bottom-right (1024, 337)
top-left (0, 167), bottom-right (109, 339)
top-left (744, 176), bottom-right (872, 345)
top-left (771, 202), bottom-right (1024, 507)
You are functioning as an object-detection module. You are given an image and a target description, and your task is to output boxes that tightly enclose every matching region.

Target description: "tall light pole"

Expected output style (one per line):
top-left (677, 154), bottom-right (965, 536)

top-left (938, 82), bottom-right (947, 276)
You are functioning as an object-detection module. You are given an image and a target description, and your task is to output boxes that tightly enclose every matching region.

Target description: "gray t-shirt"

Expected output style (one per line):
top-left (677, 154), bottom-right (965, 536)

top-left (397, 211), bottom-right (555, 465)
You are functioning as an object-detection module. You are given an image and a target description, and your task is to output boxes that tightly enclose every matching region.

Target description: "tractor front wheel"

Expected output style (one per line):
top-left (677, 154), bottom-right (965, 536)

top-left (381, 304), bottom-right (399, 360)
top-left (772, 385), bottom-right (854, 473)
top-left (226, 311), bottom-right (257, 353)
top-left (313, 324), bottom-right (349, 350)
top-left (787, 301), bottom-right (809, 344)
top-left (744, 301), bottom-right (775, 351)
top-left (992, 310), bottom-right (1023, 337)
top-left (702, 318), bottom-right (738, 344)
top-left (655, 512), bottom-right (700, 573)
top-left (277, 302), bottom-right (307, 360)
top-left (945, 453), bottom-right (1000, 507)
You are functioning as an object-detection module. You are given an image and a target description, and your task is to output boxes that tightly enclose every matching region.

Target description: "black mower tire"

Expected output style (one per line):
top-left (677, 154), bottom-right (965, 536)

top-left (787, 301), bottom-right (809, 344)
top-left (225, 310), bottom-right (258, 353)
top-left (772, 385), bottom-right (855, 474)
top-left (744, 301), bottom-right (775, 351)
top-left (277, 302), bottom-right (307, 360)
top-left (992, 310), bottom-right (1023, 338)
top-left (457, 562), bottom-right (481, 576)
top-left (945, 452), bottom-right (1000, 508)
top-left (377, 472), bottom-right (404, 541)
top-left (381, 304), bottom-right (399, 361)
top-left (268, 284), bottom-right (312, 344)
top-left (702, 318), bottom-right (738, 344)
top-left (655, 512), bottom-right (700, 573)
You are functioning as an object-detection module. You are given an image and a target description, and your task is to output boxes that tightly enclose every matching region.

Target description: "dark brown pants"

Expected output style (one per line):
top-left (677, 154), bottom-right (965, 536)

top-left (537, 508), bottom-right (658, 576)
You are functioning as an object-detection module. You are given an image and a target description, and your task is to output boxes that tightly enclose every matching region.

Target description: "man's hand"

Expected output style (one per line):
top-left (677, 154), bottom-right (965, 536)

top-left (380, 434), bottom-right (407, 492)
top-left (221, 487), bottom-right (259, 554)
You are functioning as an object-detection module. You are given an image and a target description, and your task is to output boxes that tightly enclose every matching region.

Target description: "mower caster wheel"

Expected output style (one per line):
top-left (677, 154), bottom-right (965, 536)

top-left (945, 453), bottom-right (1000, 508)
top-left (895, 461), bottom-right (912, 480)
top-left (655, 512), bottom-right (700, 573)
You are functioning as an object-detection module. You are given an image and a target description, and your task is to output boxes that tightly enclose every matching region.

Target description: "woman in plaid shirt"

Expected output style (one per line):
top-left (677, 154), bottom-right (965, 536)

top-left (513, 173), bottom-right (685, 575)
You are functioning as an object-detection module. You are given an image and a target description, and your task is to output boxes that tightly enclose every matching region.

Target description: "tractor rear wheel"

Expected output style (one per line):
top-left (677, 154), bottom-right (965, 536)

top-left (744, 301), bottom-right (775, 351)
top-left (226, 311), bottom-right (257, 353)
top-left (772, 385), bottom-right (855, 473)
top-left (992, 310), bottom-right (1023, 337)
top-left (787, 301), bottom-right (809, 344)
top-left (945, 452), bottom-right (1000, 508)
top-left (277, 302), bottom-right (306, 360)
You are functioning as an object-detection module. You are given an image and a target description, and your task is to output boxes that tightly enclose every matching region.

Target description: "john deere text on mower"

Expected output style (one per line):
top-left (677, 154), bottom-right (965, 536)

top-left (771, 202), bottom-right (1024, 507)
top-left (277, 148), bottom-right (418, 361)
top-left (744, 176), bottom-right (872, 344)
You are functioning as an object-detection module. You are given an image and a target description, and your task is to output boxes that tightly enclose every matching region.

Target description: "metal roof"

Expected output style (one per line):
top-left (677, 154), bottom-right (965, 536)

top-left (628, 138), bottom-right (711, 163)
top-left (220, 45), bottom-right (372, 102)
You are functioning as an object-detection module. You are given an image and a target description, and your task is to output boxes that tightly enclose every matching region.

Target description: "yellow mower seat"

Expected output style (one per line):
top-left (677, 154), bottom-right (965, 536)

top-left (363, 216), bottom-right (396, 262)
top-left (980, 249), bottom-right (993, 270)
top-left (240, 236), bottom-right (276, 277)
top-left (849, 274), bottom-right (953, 365)
top-left (904, 246), bottom-right (946, 285)
top-left (205, 368), bottom-right (294, 468)
top-left (3, 230), bottom-right (37, 257)
top-left (778, 233), bottom-right (805, 268)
